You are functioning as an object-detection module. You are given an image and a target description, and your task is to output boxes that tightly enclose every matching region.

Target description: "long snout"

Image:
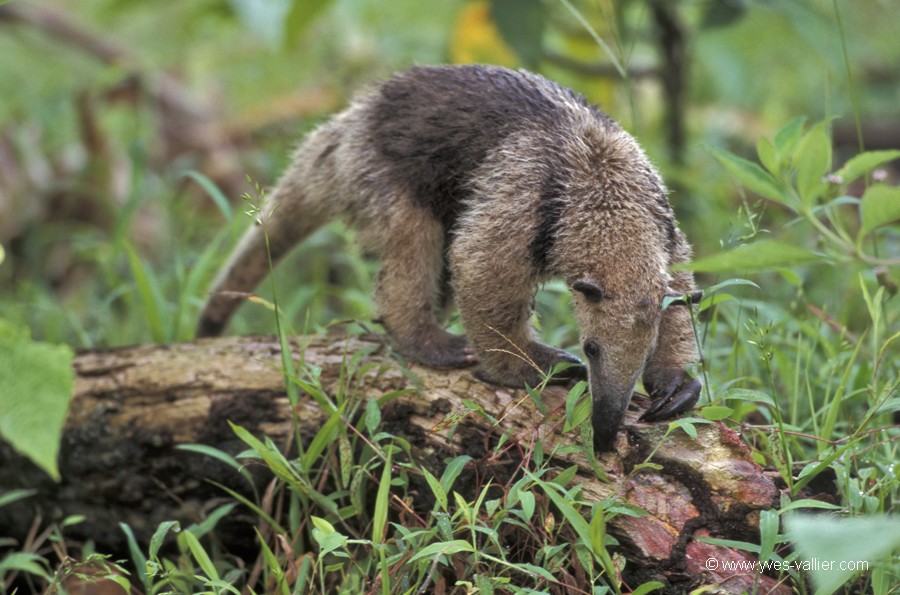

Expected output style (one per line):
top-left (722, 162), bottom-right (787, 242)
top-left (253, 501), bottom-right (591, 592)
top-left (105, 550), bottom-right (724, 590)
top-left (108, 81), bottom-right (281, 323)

top-left (591, 379), bottom-right (635, 452)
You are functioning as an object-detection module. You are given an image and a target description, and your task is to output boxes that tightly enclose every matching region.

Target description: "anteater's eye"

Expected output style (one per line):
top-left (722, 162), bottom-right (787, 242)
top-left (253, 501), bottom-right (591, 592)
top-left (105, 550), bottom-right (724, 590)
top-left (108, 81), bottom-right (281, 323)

top-left (583, 341), bottom-right (600, 359)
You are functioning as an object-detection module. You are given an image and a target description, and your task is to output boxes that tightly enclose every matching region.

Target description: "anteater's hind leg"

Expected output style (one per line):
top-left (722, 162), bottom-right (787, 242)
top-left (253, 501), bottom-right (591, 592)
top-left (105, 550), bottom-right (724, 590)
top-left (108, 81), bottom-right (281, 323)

top-left (374, 203), bottom-right (476, 368)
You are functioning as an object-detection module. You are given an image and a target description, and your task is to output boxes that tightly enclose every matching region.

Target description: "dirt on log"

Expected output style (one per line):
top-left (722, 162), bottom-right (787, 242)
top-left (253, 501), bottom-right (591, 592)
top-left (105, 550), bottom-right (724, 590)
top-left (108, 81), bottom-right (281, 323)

top-left (0, 332), bottom-right (792, 594)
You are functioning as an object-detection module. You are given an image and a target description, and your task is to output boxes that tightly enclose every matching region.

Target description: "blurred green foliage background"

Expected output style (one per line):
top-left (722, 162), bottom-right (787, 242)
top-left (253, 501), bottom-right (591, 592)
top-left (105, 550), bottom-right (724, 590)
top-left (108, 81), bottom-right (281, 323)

top-left (1, 0), bottom-right (897, 348)
top-left (1, 1), bottom-right (898, 592)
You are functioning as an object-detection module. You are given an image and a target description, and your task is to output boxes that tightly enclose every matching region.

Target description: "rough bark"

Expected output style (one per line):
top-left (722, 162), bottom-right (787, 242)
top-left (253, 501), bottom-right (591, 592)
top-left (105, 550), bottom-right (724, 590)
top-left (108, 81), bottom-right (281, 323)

top-left (0, 332), bottom-right (792, 594)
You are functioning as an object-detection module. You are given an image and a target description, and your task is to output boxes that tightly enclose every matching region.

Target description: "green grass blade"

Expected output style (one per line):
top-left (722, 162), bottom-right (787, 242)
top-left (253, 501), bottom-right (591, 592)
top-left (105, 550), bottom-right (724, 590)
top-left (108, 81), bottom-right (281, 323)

top-left (149, 520), bottom-right (181, 559)
top-left (123, 241), bottom-right (166, 342)
top-left (372, 449), bottom-right (392, 544)
top-left (120, 523), bottom-right (151, 592)
top-left (183, 170), bottom-right (234, 222)
top-left (180, 530), bottom-right (219, 581)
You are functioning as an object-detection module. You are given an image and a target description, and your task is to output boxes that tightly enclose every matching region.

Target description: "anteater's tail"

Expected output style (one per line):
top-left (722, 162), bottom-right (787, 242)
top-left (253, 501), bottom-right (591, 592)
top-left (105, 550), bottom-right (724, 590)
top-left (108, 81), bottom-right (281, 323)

top-left (196, 121), bottom-right (347, 338)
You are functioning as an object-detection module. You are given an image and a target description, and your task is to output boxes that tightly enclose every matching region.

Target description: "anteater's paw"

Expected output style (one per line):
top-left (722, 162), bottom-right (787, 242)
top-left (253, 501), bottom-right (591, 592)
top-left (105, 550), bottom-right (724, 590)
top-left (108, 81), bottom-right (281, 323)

top-left (640, 369), bottom-right (701, 422)
top-left (403, 329), bottom-right (478, 369)
top-left (527, 343), bottom-right (586, 384)
top-left (475, 342), bottom-right (585, 388)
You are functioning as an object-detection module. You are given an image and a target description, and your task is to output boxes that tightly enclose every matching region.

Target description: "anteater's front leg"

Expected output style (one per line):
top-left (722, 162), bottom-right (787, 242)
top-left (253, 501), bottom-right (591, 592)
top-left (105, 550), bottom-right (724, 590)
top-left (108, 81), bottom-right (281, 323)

top-left (449, 212), bottom-right (583, 387)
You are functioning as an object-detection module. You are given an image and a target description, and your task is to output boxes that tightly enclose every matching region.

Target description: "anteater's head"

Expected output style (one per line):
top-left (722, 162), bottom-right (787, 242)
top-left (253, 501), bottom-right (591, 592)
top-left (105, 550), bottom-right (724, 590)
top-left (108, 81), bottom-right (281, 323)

top-left (570, 275), bottom-right (663, 451)
top-left (556, 122), bottom-right (698, 451)
top-left (565, 214), bottom-right (696, 452)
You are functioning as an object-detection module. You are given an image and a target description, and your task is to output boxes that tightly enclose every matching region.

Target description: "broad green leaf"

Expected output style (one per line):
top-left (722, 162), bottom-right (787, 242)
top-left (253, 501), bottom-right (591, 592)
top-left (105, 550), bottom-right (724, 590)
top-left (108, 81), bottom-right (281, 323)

top-left (422, 467), bottom-right (447, 512)
top-left (564, 380), bottom-right (589, 432)
top-left (719, 388), bottom-right (776, 408)
top-left (311, 519), bottom-right (347, 556)
top-left (859, 184), bottom-right (900, 237)
top-left (408, 540), bottom-right (474, 563)
top-left (698, 293), bottom-right (735, 311)
top-left (671, 418), bottom-right (698, 439)
top-left (794, 122), bottom-right (832, 206)
top-left (61, 515), bottom-right (85, 528)
top-left (777, 267), bottom-right (804, 287)
top-left (519, 490), bottom-right (535, 521)
top-left (679, 240), bottom-right (823, 273)
top-left (312, 527), bottom-right (347, 556)
top-left (756, 136), bottom-right (779, 175)
top-left (365, 397), bottom-right (381, 435)
top-left (440, 455), bottom-right (472, 496)
top-left (786, 514), bottom-right (900, 595)
top-left (707, 145), bottom-right (789, 205)
top-left (834, 149), bottom-right (900, 185)
top-left (699, 405), bottom-right (733, 421)
top-left (552, 465), bottom-right (578, 487)
top-left (311, 516), bottom-right (336, 535)
top-left (773, 116), bottom-right (808, 158)
top-left (0, 320), bottom-right (74, 480)
top-left (874, 397), bottom-right (900, 417)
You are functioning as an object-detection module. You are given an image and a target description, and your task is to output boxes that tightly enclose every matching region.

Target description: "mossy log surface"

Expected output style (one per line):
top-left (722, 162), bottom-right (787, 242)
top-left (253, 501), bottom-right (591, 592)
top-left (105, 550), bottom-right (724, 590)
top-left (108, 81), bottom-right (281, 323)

top-left (1, 332), bottom-right (794, 594)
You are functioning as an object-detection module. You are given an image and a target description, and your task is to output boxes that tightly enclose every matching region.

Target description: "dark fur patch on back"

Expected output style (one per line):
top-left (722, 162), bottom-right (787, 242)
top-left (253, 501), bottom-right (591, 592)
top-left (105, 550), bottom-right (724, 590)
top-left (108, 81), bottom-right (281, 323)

top-left (528, 173), bottom-right (566, 272)
top-left (645, 176), bottom-right (679, 255)
top-left (366, 65), bottom-right (607, 230)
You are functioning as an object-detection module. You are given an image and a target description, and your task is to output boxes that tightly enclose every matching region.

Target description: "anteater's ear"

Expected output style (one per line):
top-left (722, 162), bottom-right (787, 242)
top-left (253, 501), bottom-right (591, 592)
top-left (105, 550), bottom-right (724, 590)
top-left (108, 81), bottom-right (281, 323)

top-left (662, 289), bottom-right (703, 308)
top-left (572, 280), bottom-right (606, 303)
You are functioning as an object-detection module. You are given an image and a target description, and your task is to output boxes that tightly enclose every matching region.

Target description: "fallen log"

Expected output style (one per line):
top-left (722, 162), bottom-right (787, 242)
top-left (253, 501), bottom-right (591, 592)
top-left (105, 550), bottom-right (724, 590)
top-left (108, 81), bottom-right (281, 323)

top-left (0, 332), bottom-right (790, 593)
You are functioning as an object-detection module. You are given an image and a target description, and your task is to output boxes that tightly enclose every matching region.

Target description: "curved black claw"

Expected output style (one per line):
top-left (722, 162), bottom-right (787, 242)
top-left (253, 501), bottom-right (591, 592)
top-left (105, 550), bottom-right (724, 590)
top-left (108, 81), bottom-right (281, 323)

top-left (640, 374), bottom-right (701, 423)
top-left (546, 352), bottom-right (587, 384)
top-left (528, 344), bottom-right (586, 385)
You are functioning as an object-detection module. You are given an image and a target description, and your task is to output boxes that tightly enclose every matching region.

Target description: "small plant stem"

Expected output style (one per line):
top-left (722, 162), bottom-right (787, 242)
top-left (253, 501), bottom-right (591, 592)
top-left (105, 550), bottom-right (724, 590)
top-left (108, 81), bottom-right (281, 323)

top-left (832, 0), bottom-right (865, 154)
top-left (763, 355), bottom-right (793, 492)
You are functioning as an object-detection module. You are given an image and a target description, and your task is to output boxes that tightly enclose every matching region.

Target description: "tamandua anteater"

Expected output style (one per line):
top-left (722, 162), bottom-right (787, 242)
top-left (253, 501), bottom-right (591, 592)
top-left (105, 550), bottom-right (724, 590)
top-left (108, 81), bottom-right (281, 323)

top-left (197, 64), bottom-right (702, 451)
